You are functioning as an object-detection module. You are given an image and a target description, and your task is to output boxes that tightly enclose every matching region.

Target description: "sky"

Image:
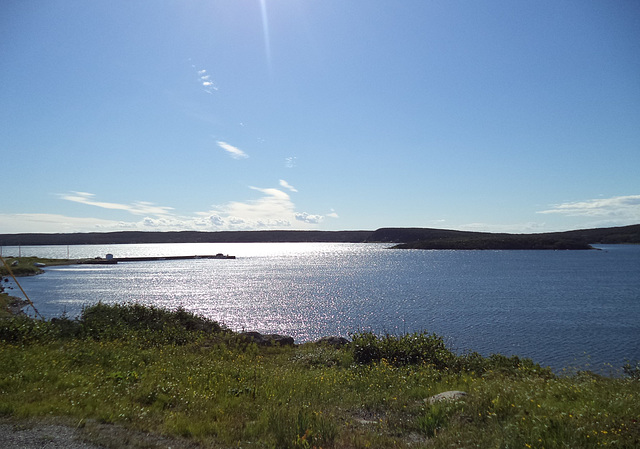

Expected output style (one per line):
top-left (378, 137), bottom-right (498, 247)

top-left (1, 0), bottom-right (639, 234)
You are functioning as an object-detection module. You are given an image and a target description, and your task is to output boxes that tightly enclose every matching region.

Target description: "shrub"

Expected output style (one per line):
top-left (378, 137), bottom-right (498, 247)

top-left (350, 331), bottom-right (456, 369)
top-left (0, 315), bottom-right (57, 343)
top-left (78, 302), bottom-right (223, 344)
top-left (0, 303), bottom-right (225, 345)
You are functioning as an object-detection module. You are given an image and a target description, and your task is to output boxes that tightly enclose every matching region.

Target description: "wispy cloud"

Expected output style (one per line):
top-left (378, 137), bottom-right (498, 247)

top-left (279, 179), bottom-right (297, 192)
top-left (3, 183), bottom-right (328, 233)
top-left (326, 209), bottom-right (339, 219)
top-left (195, 67), bottom-right (218, 94)
top-left (217, 141), bottom-right (249, 159)
top-left (59, 192), bottom-right (174, 216)
top-left (459, 222), bottom-right (548, 233)
top-left (295, 212), bottom-right (323, 224)
top-left (0, 213), bottom-right (122, 233)
top-left (284, 157), bottom-right (297, 168)
top-left (538, 195), bottom-right (640, 220)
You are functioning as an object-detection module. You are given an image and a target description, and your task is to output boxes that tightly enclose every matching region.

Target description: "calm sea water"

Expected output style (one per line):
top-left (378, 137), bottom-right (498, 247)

top-left (3, 243), bottom-right (639, 372)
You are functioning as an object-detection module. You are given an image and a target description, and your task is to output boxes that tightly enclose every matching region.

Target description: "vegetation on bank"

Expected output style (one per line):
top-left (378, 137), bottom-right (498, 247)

top-left (0, 256), bottom-right (78, 277)
top-left (1, 303), bottom-right (638, 449)
top-left (392, 236), bottom-right (592, 250)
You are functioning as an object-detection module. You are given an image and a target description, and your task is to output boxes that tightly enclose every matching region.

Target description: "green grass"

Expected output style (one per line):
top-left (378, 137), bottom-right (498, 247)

top-left (0, 256), bottom-right (77, 277)
top-left (1, 304), bottom-right (639, 448)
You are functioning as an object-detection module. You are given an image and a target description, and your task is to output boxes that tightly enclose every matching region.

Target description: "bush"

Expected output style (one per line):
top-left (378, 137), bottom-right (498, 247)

top-left (0, 302), bottom-right (225, 345)
top-left (350, 331), bottom-right (456, 369)
top-left (78, 302), bottom-right (223, 344)
top-left (0, 315), bottom-right (57, 343)
top-left (349, 331), bottom-right (552, 378)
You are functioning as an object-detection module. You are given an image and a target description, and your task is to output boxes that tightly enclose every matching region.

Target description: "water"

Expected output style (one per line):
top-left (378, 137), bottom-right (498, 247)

top-left (3, 243), bottom-right (639, 372)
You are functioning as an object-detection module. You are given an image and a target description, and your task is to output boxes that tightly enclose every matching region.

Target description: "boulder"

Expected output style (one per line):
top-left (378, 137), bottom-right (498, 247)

top-left (265, 334), bottom-right (295, 346)
top-left (425, 391), bottom-right (468, 404)
top-left (240, 331), bottom-right (295, 346)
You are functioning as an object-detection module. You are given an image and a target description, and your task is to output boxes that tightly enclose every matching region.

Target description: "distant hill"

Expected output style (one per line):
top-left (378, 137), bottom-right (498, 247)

top-left (0, 224), bottom-right (638, 249)
top-left (0, 230), bottom-right (373, 246)
top-left (371, 224), bottom-right (640, 250)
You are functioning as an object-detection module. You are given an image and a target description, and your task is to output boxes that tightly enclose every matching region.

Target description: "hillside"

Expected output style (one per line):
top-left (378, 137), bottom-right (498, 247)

top-left (0, 224), bottom-right (638, 249)
top-left (371, 224), bottom-right (640, 250)
top-left (0, 230), bottom-right (373, 246)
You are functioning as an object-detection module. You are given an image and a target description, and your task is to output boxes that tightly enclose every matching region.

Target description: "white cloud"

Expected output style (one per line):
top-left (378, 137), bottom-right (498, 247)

top-left (194, 67), bottom-right (218, 93)
top-left (284, 157), bottom-right (297, 168)
top-left (326, 210), bottom-right (339, 219)
top-left (295, 212), bottom-right (323, 224)
top-left (194, 215), bottom-right (225, 227)
top-left (0, 212), bottom-right (195, 234)
top-left (2, 182), bottom-right (328, 233)
top-left (217, 141), bottom-right (249, 159)
top-left (195, 186), bottom-right (328, 230)
top-left (279, 179), bottom-right (298, 192)
top-left (538, 195), bottom-right (640, 220)
top-left (0, 213), bottom-right (122, 233)
top-left (459, 222), bottom-right (548, 233)
top-left (59, 192), bottom-right (174, 216)
top-left (192, 187), bottom-right (295, 230)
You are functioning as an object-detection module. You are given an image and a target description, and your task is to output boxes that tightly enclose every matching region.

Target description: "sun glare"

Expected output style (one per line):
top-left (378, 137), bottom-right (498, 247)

top-left (259, 0), bottom-right (272, 71)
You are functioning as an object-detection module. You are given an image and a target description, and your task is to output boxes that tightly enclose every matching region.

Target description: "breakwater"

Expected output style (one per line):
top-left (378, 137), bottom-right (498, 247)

top-left (77, 254), bottom-right (235, 264)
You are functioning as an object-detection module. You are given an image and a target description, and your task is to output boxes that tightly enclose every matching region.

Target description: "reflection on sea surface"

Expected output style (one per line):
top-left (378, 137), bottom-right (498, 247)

top-left (5, 243), bottom-right (640, 372)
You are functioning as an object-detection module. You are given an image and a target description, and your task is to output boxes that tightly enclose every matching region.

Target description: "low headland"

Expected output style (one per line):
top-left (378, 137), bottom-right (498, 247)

top-left (1, 284), bottom-right (639, 447)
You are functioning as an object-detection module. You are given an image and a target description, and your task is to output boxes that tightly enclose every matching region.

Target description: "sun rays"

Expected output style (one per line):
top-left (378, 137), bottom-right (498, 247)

top-left (259, 0), bottom-right (272, 71)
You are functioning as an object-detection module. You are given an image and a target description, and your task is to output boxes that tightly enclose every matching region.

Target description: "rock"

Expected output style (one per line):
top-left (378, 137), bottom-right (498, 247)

top-left (239, 331), bottom-right (268, 345)
top-left (355, 419), bottom-right (377, 425)
top-left (265, 334), bottom-right (295, 346)
top-left (425, 390), bottom-right (468, 404)
top-left (240, 331), bottom-right (295, 346)
top-left (7, 297), bottom-right (28, 315)
top-left (315, 336), bottom-right (350, 347)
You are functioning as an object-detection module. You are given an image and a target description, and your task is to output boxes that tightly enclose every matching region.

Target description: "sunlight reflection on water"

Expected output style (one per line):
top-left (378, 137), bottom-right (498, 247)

top-left (6, 243), bottom-right (640, 372)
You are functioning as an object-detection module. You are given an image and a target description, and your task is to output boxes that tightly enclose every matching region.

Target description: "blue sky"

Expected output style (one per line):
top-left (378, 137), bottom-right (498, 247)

top-left (1, 0), bottom-right (639, 234)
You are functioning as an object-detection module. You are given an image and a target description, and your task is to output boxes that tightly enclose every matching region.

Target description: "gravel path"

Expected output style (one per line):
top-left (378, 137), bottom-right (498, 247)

top-left (0, 419), bottom-right (200, 449)
top-left (0, 422), bottom-right (103, 449)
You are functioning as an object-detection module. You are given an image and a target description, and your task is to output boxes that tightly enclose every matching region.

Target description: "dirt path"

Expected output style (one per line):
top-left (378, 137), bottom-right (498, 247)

top-left (0, 418), bottom-right (200, 449)
top-left (0, 421), bottom-right (103, 449)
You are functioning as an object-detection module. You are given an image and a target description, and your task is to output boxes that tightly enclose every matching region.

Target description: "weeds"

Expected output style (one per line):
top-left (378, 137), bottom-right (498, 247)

top-left (623, 360), bottom-right (640, 380)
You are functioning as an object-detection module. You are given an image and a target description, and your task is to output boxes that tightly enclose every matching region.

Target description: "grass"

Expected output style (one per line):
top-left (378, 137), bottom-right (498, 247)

top-left (0, 256), bottom-right (78, 277)
top-left (0, 303), bottom-right (639, 448)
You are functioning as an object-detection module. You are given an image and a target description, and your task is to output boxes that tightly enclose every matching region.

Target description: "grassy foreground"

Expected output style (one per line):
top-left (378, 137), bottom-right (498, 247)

top-left (0, 303), bottom-right (639, 449)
